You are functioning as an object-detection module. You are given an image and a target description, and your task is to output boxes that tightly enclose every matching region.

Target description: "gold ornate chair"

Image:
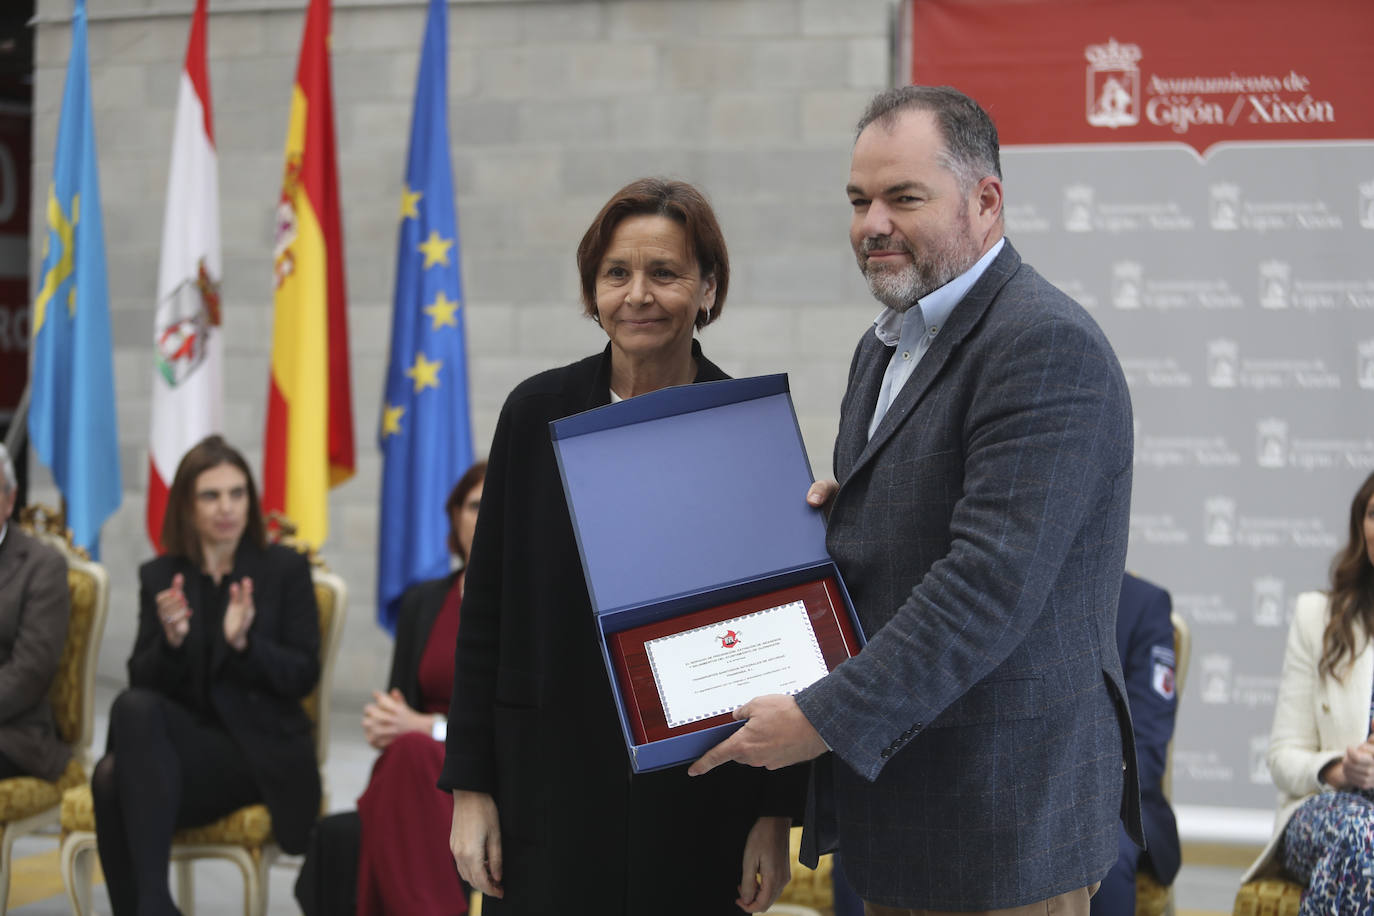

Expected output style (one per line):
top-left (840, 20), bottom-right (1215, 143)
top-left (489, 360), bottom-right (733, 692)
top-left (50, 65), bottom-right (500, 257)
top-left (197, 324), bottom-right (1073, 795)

top-left (762, 826), bottom-right (831, 916)
top-left (1229, 613), bottom-right (1303, 916)
top-left (0, 507), bottom-right (109, 916)
top-left (1134, 610), bottom-right (1191, 916)
top-left (58, 529), bottom-right (347, 916)
top-left (1233, 876), bottom-right (1303, 916)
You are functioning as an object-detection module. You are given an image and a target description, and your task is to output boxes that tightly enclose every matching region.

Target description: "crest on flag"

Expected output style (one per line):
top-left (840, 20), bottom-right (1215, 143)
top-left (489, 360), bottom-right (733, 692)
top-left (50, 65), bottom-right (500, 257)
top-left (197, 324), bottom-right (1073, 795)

top-left (274, 156), bottom-right (301, 290)
top-left (155, 258), bottom-right (221, 387)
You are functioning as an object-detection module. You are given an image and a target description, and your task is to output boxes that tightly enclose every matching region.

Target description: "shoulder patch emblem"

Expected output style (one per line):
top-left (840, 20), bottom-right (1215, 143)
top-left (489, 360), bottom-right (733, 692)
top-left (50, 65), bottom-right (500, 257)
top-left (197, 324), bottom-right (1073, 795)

top-left (1151, 645), bottom-right (1176, 701)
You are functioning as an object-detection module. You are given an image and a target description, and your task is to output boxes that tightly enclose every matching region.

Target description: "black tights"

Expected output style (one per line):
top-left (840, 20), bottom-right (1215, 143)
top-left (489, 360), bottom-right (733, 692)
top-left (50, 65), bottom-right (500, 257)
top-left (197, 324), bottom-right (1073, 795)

top-left (91, 688), bottom-right (259, 916)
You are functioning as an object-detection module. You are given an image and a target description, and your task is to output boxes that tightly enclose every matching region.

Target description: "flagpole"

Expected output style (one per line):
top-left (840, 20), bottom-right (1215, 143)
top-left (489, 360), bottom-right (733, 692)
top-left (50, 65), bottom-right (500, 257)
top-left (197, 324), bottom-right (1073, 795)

top-left (2, 381), bottom-right (29, 457)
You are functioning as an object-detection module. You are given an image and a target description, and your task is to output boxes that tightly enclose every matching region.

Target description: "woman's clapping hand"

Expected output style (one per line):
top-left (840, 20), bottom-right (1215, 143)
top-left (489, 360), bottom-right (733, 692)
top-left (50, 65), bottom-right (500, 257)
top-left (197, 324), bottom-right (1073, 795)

top-left (224, 577), bottom-right (255, 651)
top-left (155, 574), bottom-right (192, 648)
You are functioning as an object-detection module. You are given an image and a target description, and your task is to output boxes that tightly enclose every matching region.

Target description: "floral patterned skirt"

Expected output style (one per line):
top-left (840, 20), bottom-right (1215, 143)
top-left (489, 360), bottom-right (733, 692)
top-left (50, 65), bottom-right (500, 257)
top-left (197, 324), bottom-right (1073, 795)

top-left (1281, 790), bottom-right (1374, 915)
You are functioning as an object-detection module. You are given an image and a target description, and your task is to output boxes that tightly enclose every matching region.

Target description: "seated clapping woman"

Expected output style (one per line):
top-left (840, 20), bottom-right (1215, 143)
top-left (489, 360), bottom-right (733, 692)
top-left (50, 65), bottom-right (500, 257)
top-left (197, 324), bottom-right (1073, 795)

top-left (355, 460), bottom-right (485, 914)
top-left (1242, 470), bottom-right (1374, 911)
top-left (92, 435), bottom-right (320, 916)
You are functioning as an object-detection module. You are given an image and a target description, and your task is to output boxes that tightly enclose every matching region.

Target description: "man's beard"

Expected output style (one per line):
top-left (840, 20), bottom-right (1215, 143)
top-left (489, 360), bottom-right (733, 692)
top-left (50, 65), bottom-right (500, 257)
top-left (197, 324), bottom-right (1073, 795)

top-left (858, 218), bottom-right (980, 312)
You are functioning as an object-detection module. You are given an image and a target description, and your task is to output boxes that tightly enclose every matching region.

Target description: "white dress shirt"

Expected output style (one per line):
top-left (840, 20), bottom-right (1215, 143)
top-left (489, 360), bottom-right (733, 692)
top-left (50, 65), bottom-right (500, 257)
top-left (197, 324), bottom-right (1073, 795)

top-left (868, 238), bottom-right (1005, 438)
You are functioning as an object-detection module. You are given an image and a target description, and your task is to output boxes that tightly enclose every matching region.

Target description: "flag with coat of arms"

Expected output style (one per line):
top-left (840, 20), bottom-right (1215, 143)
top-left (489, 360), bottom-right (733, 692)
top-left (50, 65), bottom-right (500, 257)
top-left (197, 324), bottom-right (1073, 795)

top-left (263, 0), bottom-right (355, 548)
top-left (147, 0), bottom-right (222, 550)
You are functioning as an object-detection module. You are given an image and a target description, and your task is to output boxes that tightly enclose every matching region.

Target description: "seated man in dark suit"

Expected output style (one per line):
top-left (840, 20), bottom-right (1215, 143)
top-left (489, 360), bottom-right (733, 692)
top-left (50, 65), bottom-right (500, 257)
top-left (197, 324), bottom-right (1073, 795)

top-left (0, 442), bottom-right (73, 782)
top-left (1093, 572), bottom-right (1181, 915)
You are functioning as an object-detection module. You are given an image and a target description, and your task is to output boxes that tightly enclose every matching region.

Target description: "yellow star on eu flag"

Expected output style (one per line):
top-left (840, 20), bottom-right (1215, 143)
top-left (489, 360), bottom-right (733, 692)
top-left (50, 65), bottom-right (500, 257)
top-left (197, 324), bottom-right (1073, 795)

top-left (399, 185), bottom-right (422, 221)
top-left (424, 291), bottom-right (460, 330)
top-left (405, 352), bottom-right (443, 393)
top-left (380, 403), bottom-right (405, 438)
top-left (418, 230), bottom-right (453, 269)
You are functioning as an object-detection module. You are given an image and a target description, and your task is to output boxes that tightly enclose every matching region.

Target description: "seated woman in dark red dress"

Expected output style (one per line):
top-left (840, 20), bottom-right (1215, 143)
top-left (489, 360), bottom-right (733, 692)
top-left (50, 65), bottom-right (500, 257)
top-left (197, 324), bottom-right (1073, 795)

top-left (296, 461), bottom-right (484, 916)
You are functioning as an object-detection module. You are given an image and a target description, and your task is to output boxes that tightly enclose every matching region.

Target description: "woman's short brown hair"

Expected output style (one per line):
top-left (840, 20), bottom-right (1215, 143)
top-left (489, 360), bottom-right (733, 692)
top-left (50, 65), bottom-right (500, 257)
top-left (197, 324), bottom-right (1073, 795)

top-left (444, 459), bottom-right (487, 562)
top-left (575, 178), bottom-right (729, 330)
top-left (160, 435), bottom-right (267, 565)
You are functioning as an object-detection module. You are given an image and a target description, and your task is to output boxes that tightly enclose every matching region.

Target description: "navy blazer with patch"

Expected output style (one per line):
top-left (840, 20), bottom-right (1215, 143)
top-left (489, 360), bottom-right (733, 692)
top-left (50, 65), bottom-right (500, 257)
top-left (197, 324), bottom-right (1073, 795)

top-left (796, 241), bottom-right (1141, 910)
top-left (1116, 572), bottom-right (1180, 885)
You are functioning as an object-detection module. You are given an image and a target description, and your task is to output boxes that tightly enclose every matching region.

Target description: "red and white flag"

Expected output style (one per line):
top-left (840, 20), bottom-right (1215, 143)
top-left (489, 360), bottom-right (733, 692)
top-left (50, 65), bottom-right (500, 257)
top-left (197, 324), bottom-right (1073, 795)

top-left (146, 0), bottom-right (222, 549)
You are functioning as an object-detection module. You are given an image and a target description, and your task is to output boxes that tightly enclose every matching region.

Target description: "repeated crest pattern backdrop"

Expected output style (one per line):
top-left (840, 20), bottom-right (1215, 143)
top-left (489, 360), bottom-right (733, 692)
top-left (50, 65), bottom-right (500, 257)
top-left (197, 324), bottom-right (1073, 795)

top-left (907, 0), bottom-right (1374, 818)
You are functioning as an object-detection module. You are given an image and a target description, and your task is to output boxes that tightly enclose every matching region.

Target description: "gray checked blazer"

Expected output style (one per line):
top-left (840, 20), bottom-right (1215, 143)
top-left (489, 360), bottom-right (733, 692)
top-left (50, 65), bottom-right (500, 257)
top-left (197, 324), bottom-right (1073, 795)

top-left (0, 525), bottom-right (73, 781)
top-left (795, 241), bottom-right (1142, 910)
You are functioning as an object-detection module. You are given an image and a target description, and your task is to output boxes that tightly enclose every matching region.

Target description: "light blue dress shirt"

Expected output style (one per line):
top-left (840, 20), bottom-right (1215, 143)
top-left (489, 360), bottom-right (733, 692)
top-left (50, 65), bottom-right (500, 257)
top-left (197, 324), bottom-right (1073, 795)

top-left (867, 238), bottom-right (1006, 439)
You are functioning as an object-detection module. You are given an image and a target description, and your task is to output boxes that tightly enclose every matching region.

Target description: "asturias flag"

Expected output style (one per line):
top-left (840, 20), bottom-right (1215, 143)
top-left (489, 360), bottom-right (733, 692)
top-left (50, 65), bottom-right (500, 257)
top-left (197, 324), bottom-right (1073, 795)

top-left (147, 0), bottom-right (222, 550)
top-left (264, 0), bottom-right (355, 548)
top-left (29, 0), bottom-right (121, 557)
top-left (377, 0), bottom-right (475, 631)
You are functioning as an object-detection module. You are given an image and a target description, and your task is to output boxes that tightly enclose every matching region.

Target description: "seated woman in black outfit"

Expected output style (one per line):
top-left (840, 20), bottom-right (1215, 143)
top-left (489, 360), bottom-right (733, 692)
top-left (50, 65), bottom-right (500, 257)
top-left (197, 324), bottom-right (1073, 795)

top-left (92, 435), bottom-right (320, 916)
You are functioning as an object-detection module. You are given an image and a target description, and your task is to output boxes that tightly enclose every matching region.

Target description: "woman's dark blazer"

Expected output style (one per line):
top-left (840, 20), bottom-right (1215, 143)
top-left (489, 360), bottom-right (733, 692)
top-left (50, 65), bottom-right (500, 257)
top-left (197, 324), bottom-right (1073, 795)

top-left (133, 540), bottom-right (321, 853)
top-left (439, 342), bottom-right (806, 916)
top-left (388, 571), bottom-right (459, 708)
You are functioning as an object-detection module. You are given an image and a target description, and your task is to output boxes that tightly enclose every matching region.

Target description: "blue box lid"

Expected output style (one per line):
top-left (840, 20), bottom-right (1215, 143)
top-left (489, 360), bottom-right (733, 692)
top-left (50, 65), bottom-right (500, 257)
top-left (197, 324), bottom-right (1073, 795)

top-left (551, 375), bottom-right (827, 616)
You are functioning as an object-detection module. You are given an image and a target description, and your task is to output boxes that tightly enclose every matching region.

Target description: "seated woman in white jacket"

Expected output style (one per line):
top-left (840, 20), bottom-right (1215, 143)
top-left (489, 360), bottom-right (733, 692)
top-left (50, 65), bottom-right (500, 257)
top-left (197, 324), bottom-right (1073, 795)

top-left (1242, 470), bottom-right (1374, 911)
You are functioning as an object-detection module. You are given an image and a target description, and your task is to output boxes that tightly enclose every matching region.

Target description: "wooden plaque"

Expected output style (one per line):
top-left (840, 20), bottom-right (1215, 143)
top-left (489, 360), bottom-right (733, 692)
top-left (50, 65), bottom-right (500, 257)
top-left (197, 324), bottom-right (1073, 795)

top-left (608, 577), bottom-right (859, 746)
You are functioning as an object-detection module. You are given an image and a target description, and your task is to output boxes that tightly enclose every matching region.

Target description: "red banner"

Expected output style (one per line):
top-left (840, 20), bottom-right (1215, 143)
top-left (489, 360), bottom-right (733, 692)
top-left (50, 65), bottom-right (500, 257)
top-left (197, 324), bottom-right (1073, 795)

top-left (910, 0), bottom-right (1374, 155)
top-left (0, 109), bottom-right (30, 415)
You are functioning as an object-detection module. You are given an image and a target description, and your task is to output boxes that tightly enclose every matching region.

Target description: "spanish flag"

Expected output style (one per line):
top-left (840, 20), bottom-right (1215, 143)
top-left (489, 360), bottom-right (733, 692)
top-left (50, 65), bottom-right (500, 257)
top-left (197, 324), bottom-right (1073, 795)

top-left (264, 0), bottom-right (354, 547)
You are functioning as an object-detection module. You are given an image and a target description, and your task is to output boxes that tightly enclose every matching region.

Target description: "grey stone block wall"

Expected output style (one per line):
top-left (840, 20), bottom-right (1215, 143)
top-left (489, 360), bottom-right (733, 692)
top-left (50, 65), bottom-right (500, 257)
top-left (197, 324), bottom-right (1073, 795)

top-left (28, 0), bottom-right (891, 706)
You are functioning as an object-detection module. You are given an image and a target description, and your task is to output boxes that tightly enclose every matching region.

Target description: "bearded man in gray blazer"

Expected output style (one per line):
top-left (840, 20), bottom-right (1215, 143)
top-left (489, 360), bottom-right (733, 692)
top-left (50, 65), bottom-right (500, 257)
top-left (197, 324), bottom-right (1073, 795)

top-left (692, 86), bottom-right (1141, 914)
top-left (0, 443), bottom-right (73, 782)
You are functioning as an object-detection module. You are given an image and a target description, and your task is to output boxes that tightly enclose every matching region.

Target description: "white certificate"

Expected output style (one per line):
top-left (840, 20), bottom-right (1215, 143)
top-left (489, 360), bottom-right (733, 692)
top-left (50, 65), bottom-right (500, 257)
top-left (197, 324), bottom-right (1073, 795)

top-left (645, 600), bottom-right (830, 729)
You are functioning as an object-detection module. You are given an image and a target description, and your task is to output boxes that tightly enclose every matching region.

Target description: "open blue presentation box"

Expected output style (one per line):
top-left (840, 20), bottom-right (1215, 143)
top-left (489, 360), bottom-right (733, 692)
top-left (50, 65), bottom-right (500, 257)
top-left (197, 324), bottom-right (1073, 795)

top-left (550, 374), bottom-right (865, 773)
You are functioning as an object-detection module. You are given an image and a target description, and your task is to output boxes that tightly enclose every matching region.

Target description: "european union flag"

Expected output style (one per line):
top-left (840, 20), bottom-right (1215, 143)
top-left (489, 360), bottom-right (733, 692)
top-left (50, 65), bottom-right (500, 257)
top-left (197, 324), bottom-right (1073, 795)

top-left (29, 0), bottom-right (121, 558)
top-left (377, 0), bottom-right (475, 631)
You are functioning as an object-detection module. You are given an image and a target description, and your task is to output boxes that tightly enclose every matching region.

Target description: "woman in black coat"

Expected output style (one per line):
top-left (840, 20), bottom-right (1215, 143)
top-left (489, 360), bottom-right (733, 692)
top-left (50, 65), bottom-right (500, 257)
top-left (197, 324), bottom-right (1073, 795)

top-left (92, 435), bottom-right (319, 916)
top-left (440, 178), bottom-right (804, 916)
